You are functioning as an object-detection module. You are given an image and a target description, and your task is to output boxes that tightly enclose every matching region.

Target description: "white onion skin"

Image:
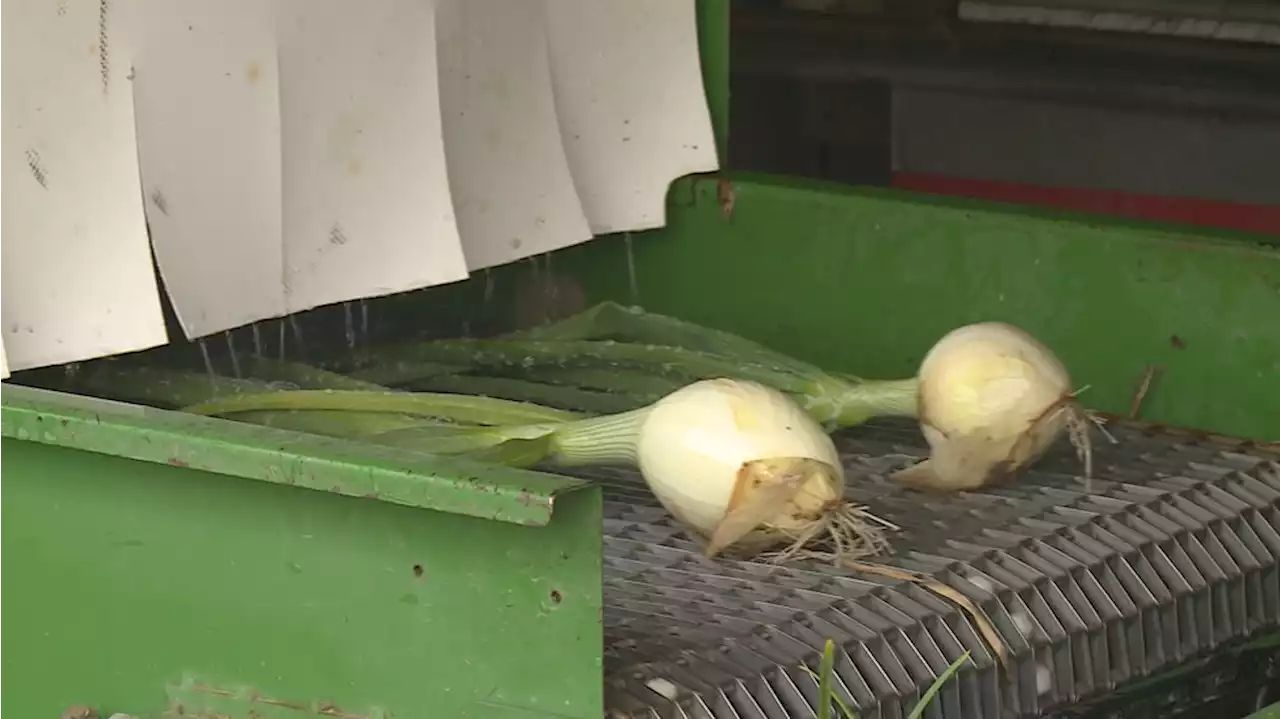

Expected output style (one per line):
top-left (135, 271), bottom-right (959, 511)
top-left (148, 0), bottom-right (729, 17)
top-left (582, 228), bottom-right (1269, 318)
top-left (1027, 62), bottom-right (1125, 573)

top-left (636, 378), bottom-right (843, 537)
top-left (906, 321), bottom-right (1072, 490)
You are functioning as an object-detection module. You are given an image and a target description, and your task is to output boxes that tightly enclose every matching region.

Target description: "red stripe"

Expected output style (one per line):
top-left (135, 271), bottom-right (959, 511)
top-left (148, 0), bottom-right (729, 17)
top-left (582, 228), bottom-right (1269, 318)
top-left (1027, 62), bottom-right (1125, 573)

top-left (891, 172), bottom-right (1280, 237)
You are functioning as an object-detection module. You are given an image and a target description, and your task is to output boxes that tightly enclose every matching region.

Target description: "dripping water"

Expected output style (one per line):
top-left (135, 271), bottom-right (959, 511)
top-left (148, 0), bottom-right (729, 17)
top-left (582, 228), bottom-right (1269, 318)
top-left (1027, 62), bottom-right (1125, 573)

top-left (360, 299), bottom-right (370, 347)
top-left (528, 255), bottom-right (541, 285)
top-left (288, 313), bottom-right (307, 360)
top-left (343, 301), bottom-right (356, 353)
top-left (251, 323), bottom-right (264, 358)
top-left (197, 339), bottom-right (217, 393)
top-left (624, 232), bottom-right (639, 303)
top-left (543, 252), bottom-right (558, 304)
top-left (225, 331), bottom-right (242, 378)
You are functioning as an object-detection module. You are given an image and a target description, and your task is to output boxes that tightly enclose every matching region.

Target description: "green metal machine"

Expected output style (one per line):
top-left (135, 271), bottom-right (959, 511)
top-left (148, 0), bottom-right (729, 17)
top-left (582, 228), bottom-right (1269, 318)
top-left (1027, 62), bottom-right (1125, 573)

top-left (4, 2), bottom-right (1278, 718)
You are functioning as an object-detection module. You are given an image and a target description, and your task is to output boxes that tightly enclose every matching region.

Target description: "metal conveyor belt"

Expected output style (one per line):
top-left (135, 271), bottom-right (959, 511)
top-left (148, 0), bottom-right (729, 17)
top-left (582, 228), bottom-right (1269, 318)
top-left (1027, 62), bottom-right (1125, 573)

top-left (572, 418), bottom-right (1280, 718)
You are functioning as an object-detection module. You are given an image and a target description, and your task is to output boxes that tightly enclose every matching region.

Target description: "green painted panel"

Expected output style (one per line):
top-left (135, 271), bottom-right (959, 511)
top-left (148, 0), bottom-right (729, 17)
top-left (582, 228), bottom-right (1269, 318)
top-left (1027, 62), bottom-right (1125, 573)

top-left (3, 436), bottom-right (603, 719)
top-left (549, 175), bottom-right (1279, 439)
top-left (696, 0), bottom-right (730, 163)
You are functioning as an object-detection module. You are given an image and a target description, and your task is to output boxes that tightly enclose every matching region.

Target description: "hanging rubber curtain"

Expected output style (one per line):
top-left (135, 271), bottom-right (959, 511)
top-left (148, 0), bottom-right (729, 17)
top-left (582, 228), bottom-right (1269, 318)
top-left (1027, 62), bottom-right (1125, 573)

top-left (0, 0), bottom-right (718, 369)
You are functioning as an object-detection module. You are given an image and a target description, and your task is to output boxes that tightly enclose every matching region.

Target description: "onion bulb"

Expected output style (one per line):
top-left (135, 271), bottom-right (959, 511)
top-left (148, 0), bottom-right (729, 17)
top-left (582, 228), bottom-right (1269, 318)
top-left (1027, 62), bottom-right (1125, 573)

top-left (635, 378), bottom-right (852, 557)
top-left (892, 322), bottom-right (1074, 492)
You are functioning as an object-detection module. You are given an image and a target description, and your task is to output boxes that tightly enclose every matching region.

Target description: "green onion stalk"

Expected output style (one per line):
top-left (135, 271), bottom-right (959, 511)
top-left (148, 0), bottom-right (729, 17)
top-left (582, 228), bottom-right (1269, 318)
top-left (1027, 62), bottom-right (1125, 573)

top-left (73, 361), bottom-right (578, 441)
top-left (177, 386), bottom-right (640, 470)
top-left (75, 358), bottom-right (645, 470)
top-left (343, 301), bottom-right (919, 428)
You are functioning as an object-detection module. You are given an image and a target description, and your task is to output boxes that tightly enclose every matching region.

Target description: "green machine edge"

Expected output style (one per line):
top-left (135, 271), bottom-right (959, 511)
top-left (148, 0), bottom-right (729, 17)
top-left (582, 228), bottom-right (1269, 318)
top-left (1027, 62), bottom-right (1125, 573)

top-left (2, 384), bottom-right (605, 718)
top-left (2, 384), bottom-right (590, 527)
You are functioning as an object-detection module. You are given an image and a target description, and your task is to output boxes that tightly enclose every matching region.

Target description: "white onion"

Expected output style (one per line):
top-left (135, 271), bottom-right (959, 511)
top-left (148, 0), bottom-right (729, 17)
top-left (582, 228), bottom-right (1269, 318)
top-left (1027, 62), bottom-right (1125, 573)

top-left (893, 322), bottom-right (1073, 492)
top-left (635, 378), bottom-right (846, 557)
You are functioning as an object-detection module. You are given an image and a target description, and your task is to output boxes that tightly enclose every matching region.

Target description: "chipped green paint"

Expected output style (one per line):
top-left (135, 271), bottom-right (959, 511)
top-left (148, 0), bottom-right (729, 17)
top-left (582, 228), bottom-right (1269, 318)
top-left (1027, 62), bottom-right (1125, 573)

top-left (1, 384), bottom-right (589, 527)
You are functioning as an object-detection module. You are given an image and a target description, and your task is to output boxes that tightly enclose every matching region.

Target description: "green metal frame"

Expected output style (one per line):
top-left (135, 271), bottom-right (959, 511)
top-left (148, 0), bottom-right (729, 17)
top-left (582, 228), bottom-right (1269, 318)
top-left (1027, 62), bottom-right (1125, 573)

top-left (697, 0), bottom-right (730, 163)
top-left (3, 385), bottom-right (603, 718)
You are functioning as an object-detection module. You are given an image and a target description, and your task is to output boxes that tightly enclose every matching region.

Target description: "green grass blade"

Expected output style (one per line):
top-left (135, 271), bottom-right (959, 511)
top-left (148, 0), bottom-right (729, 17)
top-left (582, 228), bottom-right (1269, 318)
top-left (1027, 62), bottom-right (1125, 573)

top-left (818, 639), bottom-right (836, 719)
top-left (800, 640), bottom-right (858, 719)
top-left (831, 691), bottom-right (857, 719)
top-left (906, 651), bottom-right (970, 719)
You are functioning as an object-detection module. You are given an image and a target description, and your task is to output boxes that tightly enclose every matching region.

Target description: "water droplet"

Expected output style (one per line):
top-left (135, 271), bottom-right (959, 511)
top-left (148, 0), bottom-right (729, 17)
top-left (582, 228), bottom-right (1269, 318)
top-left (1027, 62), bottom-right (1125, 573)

top-left (225, 331), bottom-right (242, 378)
top-left (288, 314), bottom-right (307, 360)
top-left (198, 339), bottom-right (217, 393)
top-left (344, 301), bottom-right (356, 352)
top-left (624, 232), bottom-right (639, 303)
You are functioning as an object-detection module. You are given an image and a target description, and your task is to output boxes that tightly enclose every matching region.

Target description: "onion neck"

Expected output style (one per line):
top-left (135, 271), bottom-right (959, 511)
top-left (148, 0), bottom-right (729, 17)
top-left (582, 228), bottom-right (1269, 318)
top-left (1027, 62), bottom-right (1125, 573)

top-left (807, 377), bottom-right (920, 425)
top-left (548, 407), bottom-right (650, 466)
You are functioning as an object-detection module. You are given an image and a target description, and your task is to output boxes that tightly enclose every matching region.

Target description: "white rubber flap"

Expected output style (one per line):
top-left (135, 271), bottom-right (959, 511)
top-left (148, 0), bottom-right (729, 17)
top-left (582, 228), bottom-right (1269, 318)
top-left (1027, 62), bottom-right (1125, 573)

top-left (436, 0), bottom-right (593, 271)
top-left (131, 0), bottom-right (286, 340)
top-left (545, 0), bottom-right (719, 234)
top-left (1, 341), bottom-right (9, 380)
top-left (277, 0), bottom-right (470, 314)
top-left (1, 0), bottom-right (168, 371)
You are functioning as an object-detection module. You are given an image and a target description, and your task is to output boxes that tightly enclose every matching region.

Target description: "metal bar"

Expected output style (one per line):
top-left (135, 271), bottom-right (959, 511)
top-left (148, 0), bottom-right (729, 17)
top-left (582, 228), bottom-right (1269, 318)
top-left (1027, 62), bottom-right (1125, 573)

top-left (731, 9), bottom-right (1280, 120)
top-left (0, 384), bottom-right (590, 526)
